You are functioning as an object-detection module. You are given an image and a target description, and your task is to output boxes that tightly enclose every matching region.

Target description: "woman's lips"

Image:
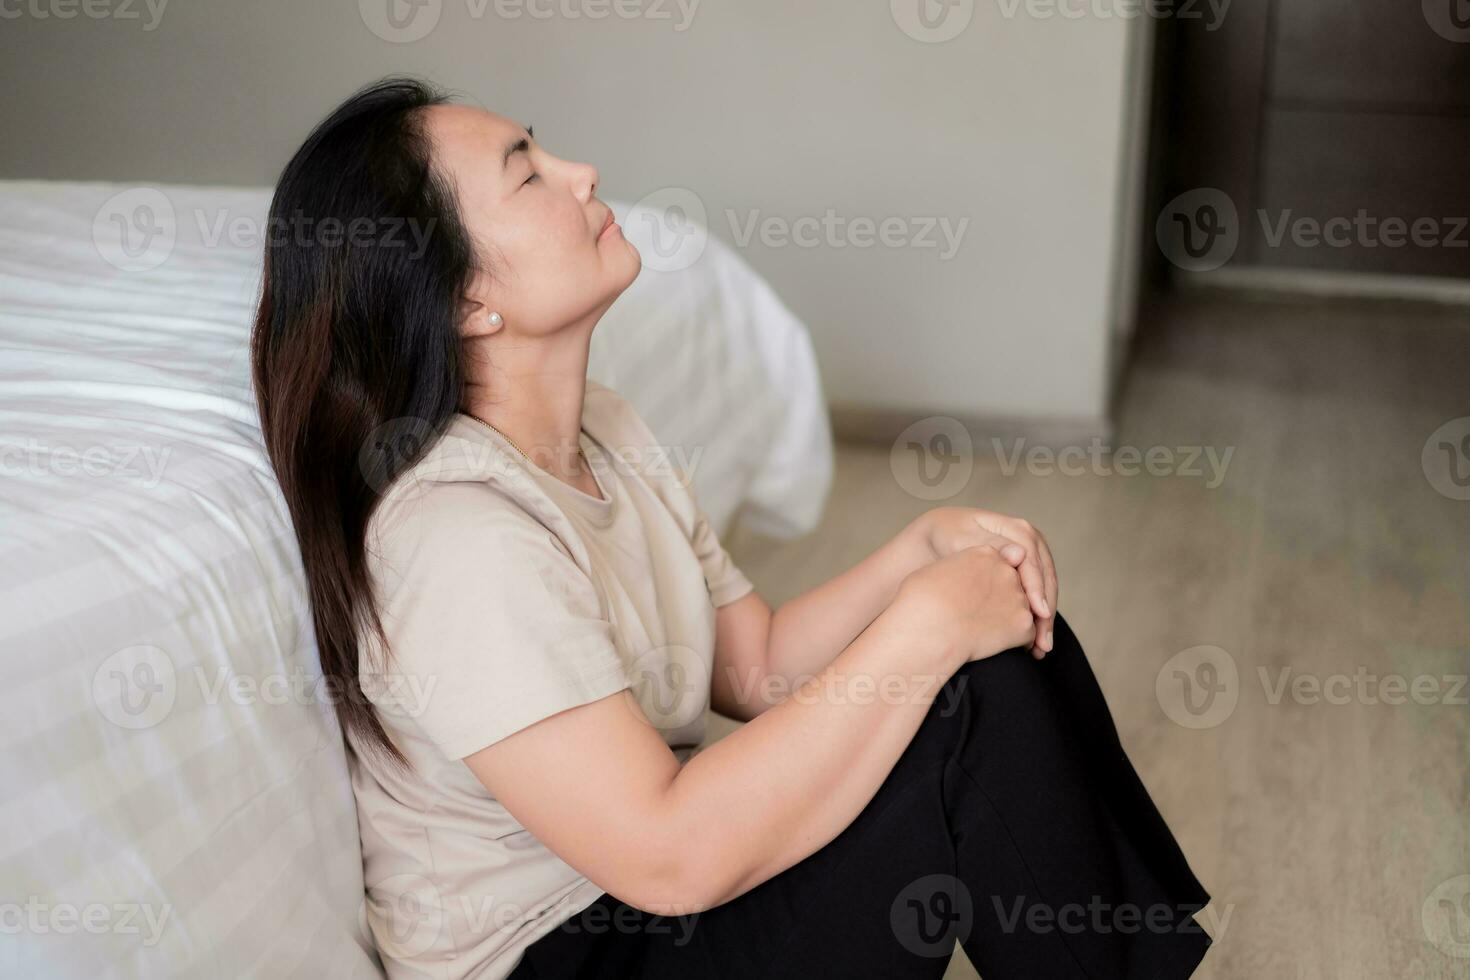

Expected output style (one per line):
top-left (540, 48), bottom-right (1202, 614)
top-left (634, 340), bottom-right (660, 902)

top-left (598, 210), bottom-right (618, 240)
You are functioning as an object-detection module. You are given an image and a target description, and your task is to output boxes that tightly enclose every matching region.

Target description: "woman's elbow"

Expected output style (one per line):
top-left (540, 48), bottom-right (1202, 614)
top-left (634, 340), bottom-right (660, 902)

top-left (614, 845), bottom-right (734, 917)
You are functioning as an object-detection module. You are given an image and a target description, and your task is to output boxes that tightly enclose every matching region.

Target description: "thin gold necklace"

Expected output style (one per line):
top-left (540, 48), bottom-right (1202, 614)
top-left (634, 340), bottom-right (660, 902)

top-left (462, 411), bottom-right (586, 469)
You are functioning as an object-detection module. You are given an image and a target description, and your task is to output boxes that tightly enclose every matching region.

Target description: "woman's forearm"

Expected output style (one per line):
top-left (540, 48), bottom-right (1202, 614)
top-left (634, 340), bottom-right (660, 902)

top-left (760, 518), bottom-right (932, 692)
top-left (665, 601), bottom-right (963, 911)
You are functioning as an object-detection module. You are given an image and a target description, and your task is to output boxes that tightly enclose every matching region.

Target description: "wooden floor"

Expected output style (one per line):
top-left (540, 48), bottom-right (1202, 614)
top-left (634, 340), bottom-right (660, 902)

top-left (715, 293), bottom-right (1470, 979)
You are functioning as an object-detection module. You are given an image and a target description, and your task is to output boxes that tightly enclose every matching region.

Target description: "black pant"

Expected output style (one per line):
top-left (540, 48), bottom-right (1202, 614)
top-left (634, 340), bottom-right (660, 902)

top-left (509, 613), bottom-right (1212, 979)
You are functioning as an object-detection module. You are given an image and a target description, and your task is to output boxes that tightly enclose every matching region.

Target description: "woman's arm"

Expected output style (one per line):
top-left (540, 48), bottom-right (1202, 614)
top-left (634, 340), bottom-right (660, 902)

top-left (463, 544), bottom-right (1037, 917)
top-left (708, 520), bottom-right (931, 723)
top-left (710, 508), bottom-right (1059, 722)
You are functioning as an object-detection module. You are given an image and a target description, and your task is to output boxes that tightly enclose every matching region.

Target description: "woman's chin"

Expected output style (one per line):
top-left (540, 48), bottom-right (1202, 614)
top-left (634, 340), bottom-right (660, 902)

top-left (611, 239), bottom-right (642, 283)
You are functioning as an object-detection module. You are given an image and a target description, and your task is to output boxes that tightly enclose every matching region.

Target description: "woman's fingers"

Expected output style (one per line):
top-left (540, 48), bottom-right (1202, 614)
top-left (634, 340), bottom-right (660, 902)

top-left (1032, 533), bottom-right (1057, 653)
top-left (967, 519), bottom-right (1050, 653)
top-left (963, 509), bottom-right (1058, 656)
top-left (989, 532), bottom-right (1048, 622)
top-left (1034, 530), bottom-right (1057, 613)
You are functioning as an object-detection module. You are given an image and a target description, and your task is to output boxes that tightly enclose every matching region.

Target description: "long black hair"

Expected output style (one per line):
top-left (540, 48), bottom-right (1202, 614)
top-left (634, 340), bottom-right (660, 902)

top-left (250, 76), bottom-right (482, 769)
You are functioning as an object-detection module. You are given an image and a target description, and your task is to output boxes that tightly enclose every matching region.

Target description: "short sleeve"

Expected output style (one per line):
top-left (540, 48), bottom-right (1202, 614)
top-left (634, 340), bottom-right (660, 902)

top-left (364, 485), bottom-right (631, 760)
top-left (689, 499), bottom-right (757, 608)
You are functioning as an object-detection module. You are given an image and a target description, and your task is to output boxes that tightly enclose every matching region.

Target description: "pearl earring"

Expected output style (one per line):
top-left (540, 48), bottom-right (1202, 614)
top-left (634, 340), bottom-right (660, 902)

top-left (487, 311), bottom-right (503, 327)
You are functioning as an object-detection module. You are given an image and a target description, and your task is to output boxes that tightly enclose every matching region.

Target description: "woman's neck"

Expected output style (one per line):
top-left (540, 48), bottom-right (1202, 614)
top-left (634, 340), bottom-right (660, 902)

top-left (461, 333), bottom-right (594, 483)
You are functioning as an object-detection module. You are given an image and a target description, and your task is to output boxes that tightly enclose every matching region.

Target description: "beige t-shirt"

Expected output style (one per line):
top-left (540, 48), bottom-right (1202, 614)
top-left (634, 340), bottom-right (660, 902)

top-left (347, 378), bottom-right (756, 980)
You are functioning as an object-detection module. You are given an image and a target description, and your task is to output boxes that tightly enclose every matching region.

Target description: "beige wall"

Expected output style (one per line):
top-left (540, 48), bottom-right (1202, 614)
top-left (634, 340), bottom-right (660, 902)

top-left (0, 0), bottom-right (1149, 427)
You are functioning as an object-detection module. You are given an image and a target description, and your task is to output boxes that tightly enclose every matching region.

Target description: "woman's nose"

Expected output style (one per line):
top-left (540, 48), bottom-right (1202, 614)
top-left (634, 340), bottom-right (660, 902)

top-left (572, 160), bottom-right (599, 201)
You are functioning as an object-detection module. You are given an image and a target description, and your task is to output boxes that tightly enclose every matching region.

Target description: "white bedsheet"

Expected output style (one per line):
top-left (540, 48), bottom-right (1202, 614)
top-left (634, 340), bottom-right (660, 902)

top-left (0, 179), bottom-right (831, 978)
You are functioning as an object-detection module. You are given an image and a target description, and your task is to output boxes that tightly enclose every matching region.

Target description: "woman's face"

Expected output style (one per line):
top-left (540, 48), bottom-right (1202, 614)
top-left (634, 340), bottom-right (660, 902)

top-left (424, 104), bottom-right (640, 341)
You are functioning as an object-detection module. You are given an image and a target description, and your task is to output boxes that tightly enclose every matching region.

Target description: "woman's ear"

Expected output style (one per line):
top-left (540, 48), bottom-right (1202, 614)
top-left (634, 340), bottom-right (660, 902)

top-left (458, 293), bottom-right (506, 341)
top-left (458, 269), bottom-right (506, 340)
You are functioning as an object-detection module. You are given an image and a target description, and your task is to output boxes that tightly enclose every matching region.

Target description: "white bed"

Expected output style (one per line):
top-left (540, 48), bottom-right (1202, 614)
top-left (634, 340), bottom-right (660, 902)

top-left (0, 179), bottom-right (832, 978)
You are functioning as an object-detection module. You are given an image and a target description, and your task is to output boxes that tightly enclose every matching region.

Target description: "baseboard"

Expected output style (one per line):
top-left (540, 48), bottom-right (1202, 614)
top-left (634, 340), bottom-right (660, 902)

top-left (1176, 266), bottom-right (1470, 308)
